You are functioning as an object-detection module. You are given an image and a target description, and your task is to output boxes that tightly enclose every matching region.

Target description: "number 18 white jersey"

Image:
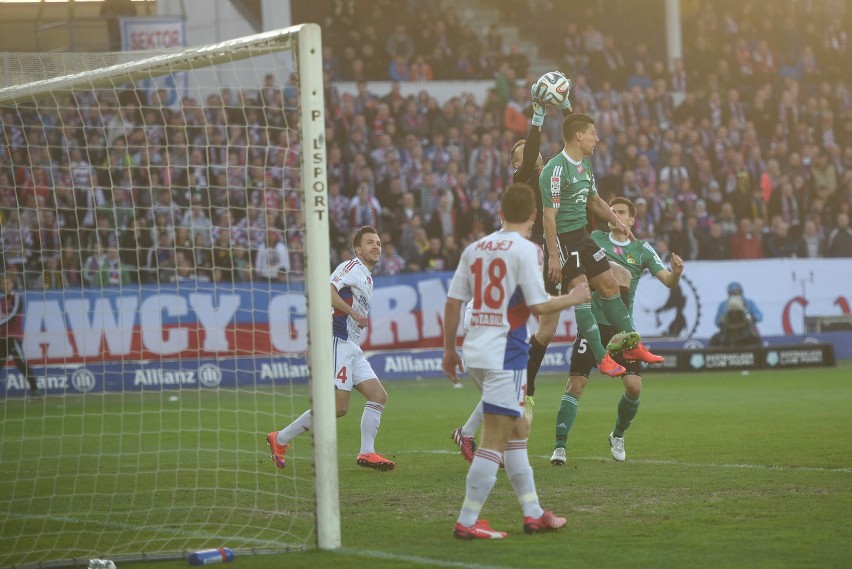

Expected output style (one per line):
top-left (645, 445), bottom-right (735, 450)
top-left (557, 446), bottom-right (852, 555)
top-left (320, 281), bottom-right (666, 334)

top-left (447, 229), bottom-right (549, 370)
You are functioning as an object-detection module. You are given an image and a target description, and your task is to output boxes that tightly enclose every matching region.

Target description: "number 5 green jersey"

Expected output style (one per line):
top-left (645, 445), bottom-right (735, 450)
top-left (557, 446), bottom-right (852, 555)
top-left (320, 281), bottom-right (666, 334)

top-left (589, 229), bottom-right (666, 324)
top-left (538, 150), bottom-right (597, 233)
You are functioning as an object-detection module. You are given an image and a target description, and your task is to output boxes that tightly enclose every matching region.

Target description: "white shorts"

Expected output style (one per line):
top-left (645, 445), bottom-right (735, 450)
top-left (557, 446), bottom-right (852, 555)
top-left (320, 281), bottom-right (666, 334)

top-left (467, 368), bottom-right (526, 418)
top-left (333, 337), bottom-right (377, 392)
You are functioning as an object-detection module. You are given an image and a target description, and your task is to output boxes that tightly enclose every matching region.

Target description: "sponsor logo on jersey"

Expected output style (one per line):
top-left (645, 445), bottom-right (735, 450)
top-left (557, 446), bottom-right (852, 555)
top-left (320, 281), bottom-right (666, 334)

top-left (593, 249), bottom-right (606, 261)
top-left (469, 311), bottom-right (504, 327)
top-left (550, 176), bottom-right (561, 207)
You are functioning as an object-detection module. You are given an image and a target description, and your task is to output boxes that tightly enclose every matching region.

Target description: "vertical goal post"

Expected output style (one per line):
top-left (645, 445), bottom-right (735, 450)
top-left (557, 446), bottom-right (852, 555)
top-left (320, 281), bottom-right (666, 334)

top-left (0, 22), bottom-right (339, 565)
top-left (295, 22), bottom-right (340, 552)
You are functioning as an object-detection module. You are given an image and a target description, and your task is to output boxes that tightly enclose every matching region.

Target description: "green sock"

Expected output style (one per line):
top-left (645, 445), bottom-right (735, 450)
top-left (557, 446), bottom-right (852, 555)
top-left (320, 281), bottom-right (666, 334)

top-left (574, 303), bottom-right (607, 361)
top-left (600, 294), bottom-right (634, 333)
top-left (555, 392), bottom-right (579, 449)
top-left (612, 394), bottom-right (640, 438)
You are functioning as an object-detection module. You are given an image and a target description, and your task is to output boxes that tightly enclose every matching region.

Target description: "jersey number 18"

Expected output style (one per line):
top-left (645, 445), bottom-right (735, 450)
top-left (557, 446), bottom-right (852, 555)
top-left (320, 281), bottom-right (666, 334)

top-left (471, 258), bottom-right (507, 310)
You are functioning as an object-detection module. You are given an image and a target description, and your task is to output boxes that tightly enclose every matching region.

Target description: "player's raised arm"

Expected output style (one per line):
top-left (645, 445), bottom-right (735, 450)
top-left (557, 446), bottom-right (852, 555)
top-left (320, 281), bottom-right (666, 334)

top-left (589, 194), bottom-right (635, 241)
top-left (528, 283), bottom-right (591, 315)
top-left (655, 253), bottom-right (684, 289)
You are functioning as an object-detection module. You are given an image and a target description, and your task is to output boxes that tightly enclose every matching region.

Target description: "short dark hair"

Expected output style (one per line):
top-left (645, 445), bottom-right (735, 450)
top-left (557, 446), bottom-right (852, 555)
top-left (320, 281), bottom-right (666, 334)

top-left (609, 196), bottom-right (636, 218)
top-left (561, 113), bottom-right (595, 142)
top-left (353, 225), bottom-right (379, 249)
top-left (500, 183), bottom-right (535, 223)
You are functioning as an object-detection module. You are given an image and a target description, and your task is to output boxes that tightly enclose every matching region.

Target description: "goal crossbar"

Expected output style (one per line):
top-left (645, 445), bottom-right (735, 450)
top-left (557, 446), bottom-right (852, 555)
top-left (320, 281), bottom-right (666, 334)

top-left (0, 25), bottom-right (303, 105)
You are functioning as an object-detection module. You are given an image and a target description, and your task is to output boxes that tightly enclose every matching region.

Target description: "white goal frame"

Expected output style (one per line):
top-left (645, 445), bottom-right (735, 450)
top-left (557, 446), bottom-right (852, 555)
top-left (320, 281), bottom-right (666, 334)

top-left (0, 22), bottom-right (340, 554)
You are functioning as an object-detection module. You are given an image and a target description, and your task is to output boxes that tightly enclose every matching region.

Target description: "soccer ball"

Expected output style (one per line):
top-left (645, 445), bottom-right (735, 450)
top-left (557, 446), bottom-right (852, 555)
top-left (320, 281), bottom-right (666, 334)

top-left (532, 71), bottom-right (571, 107)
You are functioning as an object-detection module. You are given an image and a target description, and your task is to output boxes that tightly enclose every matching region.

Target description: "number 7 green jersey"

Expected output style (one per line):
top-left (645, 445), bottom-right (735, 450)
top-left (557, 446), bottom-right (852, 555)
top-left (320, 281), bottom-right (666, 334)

top-left (538, 150), bottom-right (597, 233)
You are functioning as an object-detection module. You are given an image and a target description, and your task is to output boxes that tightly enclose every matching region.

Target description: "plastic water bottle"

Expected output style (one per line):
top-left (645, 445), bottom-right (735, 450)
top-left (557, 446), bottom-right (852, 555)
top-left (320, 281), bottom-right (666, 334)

top-left (187, 548), bottom-right (234, 566)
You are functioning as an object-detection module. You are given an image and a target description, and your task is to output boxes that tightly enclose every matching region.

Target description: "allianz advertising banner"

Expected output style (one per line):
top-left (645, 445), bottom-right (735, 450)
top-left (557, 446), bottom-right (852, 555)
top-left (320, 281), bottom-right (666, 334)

top-left (2, 259), bottom-right (850, 396)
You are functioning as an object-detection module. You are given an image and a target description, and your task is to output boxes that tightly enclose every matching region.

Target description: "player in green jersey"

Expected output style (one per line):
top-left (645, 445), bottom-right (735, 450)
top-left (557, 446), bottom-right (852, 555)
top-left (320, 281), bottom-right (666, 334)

top-left (550, 197), bottom-right (684, 465)
top-left (529, 113), bottom-right (661, 383)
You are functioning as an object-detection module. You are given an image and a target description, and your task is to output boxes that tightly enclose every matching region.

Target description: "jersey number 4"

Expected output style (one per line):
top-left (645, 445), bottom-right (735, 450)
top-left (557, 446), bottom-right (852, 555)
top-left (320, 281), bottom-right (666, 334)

top-left (471, 258), bottom-right (507, 309)
top-left (336, 367), bottom-right (348, 383)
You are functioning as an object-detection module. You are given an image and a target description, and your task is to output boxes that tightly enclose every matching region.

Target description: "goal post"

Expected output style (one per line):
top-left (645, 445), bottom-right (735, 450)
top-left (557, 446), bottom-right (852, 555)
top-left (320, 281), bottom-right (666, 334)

top-left (0, 22), bottom-right (339, 566)
top-left (296, 23), bottom-right (340, 552)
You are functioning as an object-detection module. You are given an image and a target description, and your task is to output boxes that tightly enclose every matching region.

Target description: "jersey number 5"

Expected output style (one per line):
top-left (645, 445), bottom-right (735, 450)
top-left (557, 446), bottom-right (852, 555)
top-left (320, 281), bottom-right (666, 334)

top-left (471, 258), bottom-right (507, 309)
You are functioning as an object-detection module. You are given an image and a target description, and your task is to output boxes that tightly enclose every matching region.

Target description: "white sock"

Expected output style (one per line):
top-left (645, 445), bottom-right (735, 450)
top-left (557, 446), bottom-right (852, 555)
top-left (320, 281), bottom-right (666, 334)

top-left (359, 401), bottom-right (384, 454)
top-left (504, 439), bottom-right (544, 519)
top-left (461, 401), bottom-right (483, 438)
top-left (276, 409), bottom-right (312, 445)
top-left (457, 448), bottom-right (502, 527)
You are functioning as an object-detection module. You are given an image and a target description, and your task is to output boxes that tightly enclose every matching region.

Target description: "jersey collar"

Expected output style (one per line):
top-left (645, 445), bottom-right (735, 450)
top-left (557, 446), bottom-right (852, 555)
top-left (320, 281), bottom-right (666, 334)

top-left (561, 149), bottom-right (582, 165)
top-left (608, 232), bottom-right (631, 247)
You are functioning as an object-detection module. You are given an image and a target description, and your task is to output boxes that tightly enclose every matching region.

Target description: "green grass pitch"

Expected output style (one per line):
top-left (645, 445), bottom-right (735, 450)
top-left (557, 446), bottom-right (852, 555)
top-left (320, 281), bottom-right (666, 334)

top-left (2, 364), bottom-right (851, 569)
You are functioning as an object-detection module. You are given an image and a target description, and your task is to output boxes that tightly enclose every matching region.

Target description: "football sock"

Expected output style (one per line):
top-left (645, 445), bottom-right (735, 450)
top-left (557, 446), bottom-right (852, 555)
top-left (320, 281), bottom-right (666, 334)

top-left (613, 394), bottom-right (640, 438)
top-left (574, 303), bottom-right (607, 361)
top-left (555, 392), bottom-right (579, 449)
top-left (458, 448), bottom-right (502, 527)
top-left (461, 401), bottom-right (483, 438)
top-left (359, 401), bottom-right (384, 454)
top-left (601, 294), bottom-right (635, 333)
top-left (526, 334), bottom-right (547, 397)
top-left (504, 440), bottom-right (544, 519)
top-left (277, 409), bottom-right (312, 445)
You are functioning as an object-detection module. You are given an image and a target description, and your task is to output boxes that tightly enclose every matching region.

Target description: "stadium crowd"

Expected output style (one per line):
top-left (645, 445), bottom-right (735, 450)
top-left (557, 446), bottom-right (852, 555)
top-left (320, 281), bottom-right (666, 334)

top-left (1, 0), bottom-right (851, 290)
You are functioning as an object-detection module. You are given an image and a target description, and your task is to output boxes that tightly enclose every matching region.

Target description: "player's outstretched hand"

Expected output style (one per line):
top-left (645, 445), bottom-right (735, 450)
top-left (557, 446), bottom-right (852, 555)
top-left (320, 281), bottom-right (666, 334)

top-left (442, 350), bottom-right (465, 384)
top-left (670, 253), bottom-right (684, 276)
top-left (614, 218), bottom-right (636, 241)
top-left (565, 282), bottom-right (591, 306)
top-left (532, 100), bottom-right (546, 127)
top-left (530, 77), bottom-right (545, 105)
top-left (559, 86), bottom-right (573, 115)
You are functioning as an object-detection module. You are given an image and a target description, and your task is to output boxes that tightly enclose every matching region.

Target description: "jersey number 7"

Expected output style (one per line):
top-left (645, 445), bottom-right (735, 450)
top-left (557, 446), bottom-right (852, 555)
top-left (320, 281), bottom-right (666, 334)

top-left (471, 258), bottom-right (507, 310)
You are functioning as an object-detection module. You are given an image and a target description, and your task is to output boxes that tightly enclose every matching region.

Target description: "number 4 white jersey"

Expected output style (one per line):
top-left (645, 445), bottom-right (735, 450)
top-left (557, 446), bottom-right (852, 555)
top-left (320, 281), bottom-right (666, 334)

top-left (448, 230), bottom-right (549, 370)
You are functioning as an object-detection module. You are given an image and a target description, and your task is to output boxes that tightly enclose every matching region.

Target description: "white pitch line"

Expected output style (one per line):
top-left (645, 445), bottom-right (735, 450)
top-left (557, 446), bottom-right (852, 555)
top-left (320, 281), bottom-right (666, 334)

top-left (412, 449), bottom-right (852, 474)
top-left (2, 513), bottom-right (520, 569)
top-left (341, 547), bottom-right (517, 569)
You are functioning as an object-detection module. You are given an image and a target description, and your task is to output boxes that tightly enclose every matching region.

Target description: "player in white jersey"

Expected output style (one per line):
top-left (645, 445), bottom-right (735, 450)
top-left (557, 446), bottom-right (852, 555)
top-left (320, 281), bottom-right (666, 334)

top-left (443, 183), bottom-right (590, 539)
top-left (267, 226), bottom-right (395, 472)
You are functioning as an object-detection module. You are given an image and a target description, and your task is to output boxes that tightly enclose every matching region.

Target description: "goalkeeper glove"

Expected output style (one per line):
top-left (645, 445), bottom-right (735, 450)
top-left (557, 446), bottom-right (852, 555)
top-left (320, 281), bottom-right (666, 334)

top-left (532, 101), bottom-right (546, 127)
top-left (560, 77), bottom-right (574, 115)
top-left (530, 79), bottom-right (546, 106)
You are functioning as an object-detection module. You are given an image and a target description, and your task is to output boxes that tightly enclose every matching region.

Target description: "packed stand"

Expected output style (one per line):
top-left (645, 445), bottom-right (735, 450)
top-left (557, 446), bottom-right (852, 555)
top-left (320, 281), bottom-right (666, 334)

top-left (2, 0), bottom-right (852, 291)
top-left (295, 0), bottom-right (528, 82)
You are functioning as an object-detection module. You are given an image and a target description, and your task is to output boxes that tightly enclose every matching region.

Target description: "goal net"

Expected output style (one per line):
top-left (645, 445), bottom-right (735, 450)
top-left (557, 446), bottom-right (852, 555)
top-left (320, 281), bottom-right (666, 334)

top-left (0, 23), bottom-right (340, 567)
